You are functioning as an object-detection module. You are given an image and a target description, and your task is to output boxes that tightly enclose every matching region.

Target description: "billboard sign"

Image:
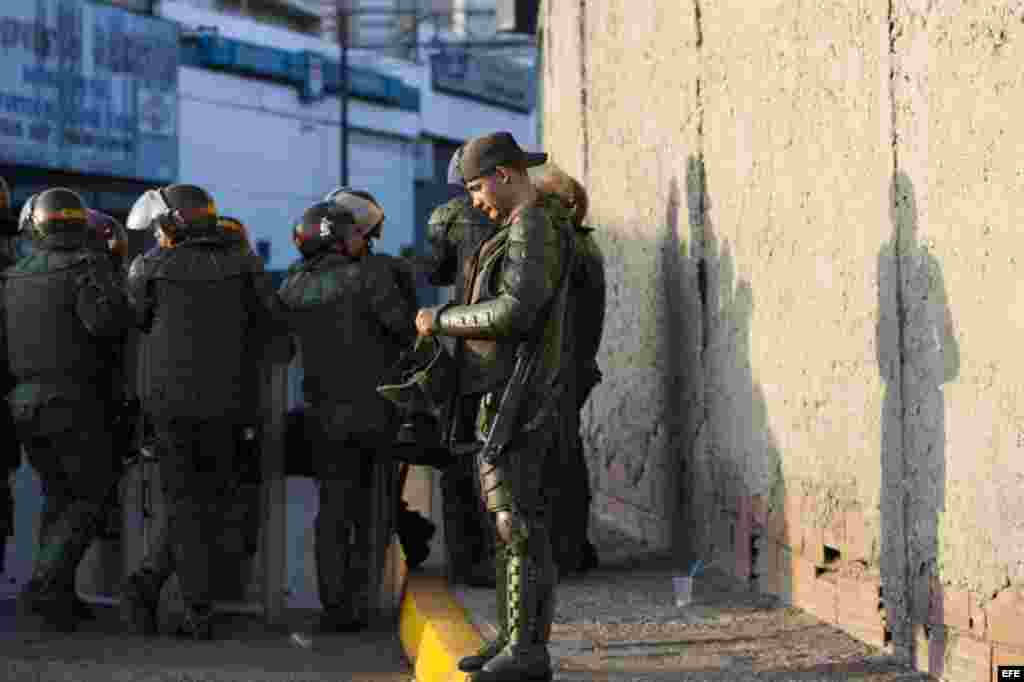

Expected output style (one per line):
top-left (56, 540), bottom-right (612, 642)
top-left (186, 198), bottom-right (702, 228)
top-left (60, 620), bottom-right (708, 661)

top-left (0, 0), bottom-right (179, 182)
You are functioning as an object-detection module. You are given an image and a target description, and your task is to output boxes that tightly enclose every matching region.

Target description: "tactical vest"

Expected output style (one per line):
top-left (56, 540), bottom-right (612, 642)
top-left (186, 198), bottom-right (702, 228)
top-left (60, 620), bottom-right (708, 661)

top-left (277, 253), bottom-right (407, 435)
top-left (134, 240), bottom-right (262, 420)
top-left (4, 250), bottom-right (110, 389)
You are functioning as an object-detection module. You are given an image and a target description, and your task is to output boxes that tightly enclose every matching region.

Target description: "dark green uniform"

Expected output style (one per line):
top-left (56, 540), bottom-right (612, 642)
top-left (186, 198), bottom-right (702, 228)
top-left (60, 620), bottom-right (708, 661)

top-left (2, 234), bottom-right (133, 631)
top-left (277, 251), bottom-right (416, 628)
top-left (123, 233), bottom-right (275, 637)
top-left (428, 199), bottom-right (573, 682)
top-left (538, 194), bottom-right (606, 577)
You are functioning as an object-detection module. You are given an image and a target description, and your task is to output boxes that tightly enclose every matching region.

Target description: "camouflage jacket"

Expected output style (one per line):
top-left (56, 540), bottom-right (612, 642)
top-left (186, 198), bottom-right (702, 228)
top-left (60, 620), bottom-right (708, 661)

top-left (430, 195), bottom-right (574, 432)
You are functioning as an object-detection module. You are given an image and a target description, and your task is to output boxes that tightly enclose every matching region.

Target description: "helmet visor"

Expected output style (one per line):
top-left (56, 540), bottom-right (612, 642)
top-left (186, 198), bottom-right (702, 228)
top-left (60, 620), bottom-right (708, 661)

top-left (126, 189), bottom-right (171, 232)
top-left (17, 194), bottom-right (36, 233)
top-left (326, 192), bottom-right (384, 239)
top-left (446, 146), bottom-right (464, 186)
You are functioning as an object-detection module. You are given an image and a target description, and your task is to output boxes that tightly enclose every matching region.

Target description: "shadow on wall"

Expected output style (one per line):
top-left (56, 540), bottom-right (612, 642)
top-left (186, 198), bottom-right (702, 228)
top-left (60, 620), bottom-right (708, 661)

top-left (678, 155), bottom-right (786, 592)
top-left (877, 171), bottom-right (958, 664)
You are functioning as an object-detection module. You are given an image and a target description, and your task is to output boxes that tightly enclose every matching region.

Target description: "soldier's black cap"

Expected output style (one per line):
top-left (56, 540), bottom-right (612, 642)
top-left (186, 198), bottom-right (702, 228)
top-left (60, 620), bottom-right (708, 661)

top-left (460, 132), bottom-right (548, 184)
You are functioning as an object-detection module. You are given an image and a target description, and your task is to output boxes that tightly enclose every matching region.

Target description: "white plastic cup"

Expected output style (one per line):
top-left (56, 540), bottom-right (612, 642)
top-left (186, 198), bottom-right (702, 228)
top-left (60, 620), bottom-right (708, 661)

top-left (673, 576), bottom-right (693, 607)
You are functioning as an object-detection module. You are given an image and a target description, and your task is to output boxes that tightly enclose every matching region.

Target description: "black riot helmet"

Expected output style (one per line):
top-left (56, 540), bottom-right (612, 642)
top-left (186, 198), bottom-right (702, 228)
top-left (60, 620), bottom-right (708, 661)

top-left (292, 201), bottom-right (350, 259)
top-left (0, 177), bottom-right (15, 236)
top-left (86, 208), bottom-right (129, 260)
top-left (19, 188), bottom-right (89, 240)
top-left (321, 187), bottom-right (385, 241)
top-left (126, 183), bottom-right (218, 244)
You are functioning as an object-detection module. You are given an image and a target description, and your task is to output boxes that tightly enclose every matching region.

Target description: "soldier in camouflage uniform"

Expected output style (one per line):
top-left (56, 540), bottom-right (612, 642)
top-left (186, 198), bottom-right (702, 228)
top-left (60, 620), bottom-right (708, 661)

top-left (2, 188), bottom-right (133, 632)
top-left (408, 147), bottom-right (501, 588)
top-left (120, 184), bottom-right (276, 640)
top-left (416, 133), bottom-right (574, 682)
top-left (277, 192), bottom-right (415, 632)
top-left (531, 166), bottom-right (606, 577)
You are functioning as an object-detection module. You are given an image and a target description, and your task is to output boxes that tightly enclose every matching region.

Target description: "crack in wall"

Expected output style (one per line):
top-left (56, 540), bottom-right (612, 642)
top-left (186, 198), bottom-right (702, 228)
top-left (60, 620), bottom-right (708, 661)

top-left (578, 0), bottom-right (589, 184)
top-left (887, 0), bottom-right (913, 655)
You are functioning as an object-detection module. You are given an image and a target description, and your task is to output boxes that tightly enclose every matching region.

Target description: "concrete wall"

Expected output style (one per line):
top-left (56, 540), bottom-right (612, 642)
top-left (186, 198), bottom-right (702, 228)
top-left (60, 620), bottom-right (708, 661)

top-left (540, 0), bottom-right (1024, 674)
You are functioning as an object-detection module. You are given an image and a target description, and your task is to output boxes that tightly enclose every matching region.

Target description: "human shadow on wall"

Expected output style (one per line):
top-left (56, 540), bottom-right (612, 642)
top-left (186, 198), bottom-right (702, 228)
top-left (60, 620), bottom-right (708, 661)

top-left (877, 170), bottom-right (958, 668)
top-left (682, 156), bottom-right (786, 594)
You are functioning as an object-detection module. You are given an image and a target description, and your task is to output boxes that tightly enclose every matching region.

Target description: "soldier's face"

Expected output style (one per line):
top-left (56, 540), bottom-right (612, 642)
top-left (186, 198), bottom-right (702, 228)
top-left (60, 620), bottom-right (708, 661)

top-left (466, 172), bottom-right (506, 222)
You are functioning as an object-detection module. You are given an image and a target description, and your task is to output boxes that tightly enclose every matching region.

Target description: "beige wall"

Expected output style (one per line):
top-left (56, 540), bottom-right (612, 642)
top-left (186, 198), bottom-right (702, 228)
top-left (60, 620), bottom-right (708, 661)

top-left (541, 0), bottom-right (1024, 666)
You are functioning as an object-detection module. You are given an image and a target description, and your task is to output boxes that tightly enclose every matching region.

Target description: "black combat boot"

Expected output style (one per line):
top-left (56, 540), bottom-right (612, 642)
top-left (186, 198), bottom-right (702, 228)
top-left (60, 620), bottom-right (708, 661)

top-left (470, 550), bottom-right (553, 682)
top-left (177, 603), bottom-right (214, 641)
top-left (120, 570), bottom-right (161, 636)
top-left (458, 546), bottom-right (508, 673)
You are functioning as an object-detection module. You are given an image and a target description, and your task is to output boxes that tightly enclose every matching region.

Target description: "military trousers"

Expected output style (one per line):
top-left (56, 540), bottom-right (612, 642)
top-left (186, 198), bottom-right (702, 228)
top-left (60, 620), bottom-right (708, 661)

top-left (143, 417), bottom-right (235, 611)
top-left (309, 403), bottom-right (394, 622)
top-left (475, 408), bottom-right (558, 652)
top-left (16, 399), bottom-right (116, 608)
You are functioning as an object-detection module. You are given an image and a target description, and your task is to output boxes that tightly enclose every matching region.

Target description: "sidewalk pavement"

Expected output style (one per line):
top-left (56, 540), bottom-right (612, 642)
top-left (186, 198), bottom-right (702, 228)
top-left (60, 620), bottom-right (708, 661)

top-left (398, 522), bottom-right (932, 682)
top-left (0, 598), bottom-right (413, 682)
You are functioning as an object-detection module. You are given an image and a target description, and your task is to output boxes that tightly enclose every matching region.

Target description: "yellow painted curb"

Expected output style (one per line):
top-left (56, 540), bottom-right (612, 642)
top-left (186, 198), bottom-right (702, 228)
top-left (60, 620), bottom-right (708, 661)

top-left (399, 573), bottom-right (485, 682)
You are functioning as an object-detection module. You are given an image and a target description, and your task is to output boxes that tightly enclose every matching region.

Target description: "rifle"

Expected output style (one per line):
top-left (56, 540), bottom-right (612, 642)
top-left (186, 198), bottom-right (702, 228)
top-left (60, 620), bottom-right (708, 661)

top-left (477, 221), bottom-right (577, 467)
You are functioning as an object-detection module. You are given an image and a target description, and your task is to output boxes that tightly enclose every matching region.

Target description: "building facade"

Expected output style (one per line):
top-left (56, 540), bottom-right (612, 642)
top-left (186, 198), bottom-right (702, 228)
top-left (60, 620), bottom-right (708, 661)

top-left (539, 0), bottom-right (1024, 676)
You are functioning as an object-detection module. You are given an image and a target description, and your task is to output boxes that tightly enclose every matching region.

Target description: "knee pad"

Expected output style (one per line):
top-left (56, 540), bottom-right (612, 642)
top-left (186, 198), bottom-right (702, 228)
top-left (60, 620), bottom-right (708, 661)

top-left (495, 509), bottom-right (529, 549)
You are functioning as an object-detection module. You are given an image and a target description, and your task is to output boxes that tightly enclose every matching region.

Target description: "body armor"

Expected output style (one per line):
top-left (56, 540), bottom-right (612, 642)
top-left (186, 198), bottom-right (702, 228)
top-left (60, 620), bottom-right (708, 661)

top-left (5, 248), bottom-right (129, 391)
top-left (434, 203), bottom-right (569, 406)
top-left (277, 251), bottom-right (415, 432)
top-left (127, 237), bottom-right (271, 421)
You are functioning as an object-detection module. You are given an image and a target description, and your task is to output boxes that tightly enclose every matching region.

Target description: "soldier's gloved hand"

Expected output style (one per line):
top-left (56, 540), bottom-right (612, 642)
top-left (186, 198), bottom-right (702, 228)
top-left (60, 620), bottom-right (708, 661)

top-left (415, 308), bottom-right (436, 337)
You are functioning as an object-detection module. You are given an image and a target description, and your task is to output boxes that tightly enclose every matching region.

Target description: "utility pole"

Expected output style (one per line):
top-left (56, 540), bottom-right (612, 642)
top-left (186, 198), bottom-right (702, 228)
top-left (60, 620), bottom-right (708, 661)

top-left (337, 1), bottom-right (349, 187)
top-left (331, 3), bottom-right (534, 190)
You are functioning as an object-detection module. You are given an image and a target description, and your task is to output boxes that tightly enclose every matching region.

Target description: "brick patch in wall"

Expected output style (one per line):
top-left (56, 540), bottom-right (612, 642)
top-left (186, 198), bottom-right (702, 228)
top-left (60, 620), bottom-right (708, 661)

top-left (985, 588), bottom-right (1024, 649)
top-left (792, 555), bottom-right (837, 624)
top-left (911, 571), bottom-right (931, 625)
top-left (929, 578), bottom-right (973, 633)
top-left (767, 493), bottom-right (801, 547)
top-left (837, 573), bottom-right (886, 649)
top-left (913, 624), bottom-right (934, 677)
top-left (800, 522), bottom-right (827, 565)
top-left (751, 494), bottom-right (768, 528)
top-left (843, 508), bottom-right (874, 563)
top-left (822, 511), bottom-right (846, 555)
top-left (943, 631), bottom-right (992, 682)
top-left (994, 642), bottom-right (1024, 682)
top-left (758, 541), bottom-right (790, 602)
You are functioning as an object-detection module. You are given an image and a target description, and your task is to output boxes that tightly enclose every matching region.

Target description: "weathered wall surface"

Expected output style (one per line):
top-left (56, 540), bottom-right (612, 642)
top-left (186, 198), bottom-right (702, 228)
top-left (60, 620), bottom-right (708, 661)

top-left (540, 0), bottom-right (1024, 674)
top-left (542, 0), bottom-right (703, 549)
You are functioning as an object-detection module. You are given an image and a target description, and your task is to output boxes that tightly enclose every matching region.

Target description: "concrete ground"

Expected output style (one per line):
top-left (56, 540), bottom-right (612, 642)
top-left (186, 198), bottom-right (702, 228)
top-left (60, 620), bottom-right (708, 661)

top-left (0, 597), bottom-right (413, 682)
top-left (446, 522), bottom-right (935, 682)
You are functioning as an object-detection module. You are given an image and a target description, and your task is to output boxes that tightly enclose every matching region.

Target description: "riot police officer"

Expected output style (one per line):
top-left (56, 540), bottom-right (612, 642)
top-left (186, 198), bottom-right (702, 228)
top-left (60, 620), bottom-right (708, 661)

top-left (277, 192), bottom-right (415, 632)
top-left (2, 188), bottom-right (133, 631)
top-left (415, 133), bottom-right (574, 682)
top-left (120, 184), bottom-right (276, 639)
